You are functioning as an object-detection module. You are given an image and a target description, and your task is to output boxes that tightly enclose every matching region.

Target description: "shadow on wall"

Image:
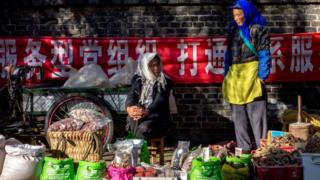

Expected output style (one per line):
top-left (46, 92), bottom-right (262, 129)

top-left (169, 82), bottom-right (320, 146)
top-left (167, 85), bottom-right (235, 147)
top-left (267, 82), bottom-right (320, 119)
top-left (265, 4), bottom-right (320, 128)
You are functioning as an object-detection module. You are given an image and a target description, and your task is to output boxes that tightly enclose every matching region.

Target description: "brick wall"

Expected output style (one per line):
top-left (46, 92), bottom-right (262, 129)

top-left (1, 0), bottom-right (320, 145)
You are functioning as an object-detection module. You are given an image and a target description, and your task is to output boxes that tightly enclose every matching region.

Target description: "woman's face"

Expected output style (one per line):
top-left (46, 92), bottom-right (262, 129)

top-left (233, 8), bottom-right (245, 26)
top-left (148, 58), bottom-right (161, 77)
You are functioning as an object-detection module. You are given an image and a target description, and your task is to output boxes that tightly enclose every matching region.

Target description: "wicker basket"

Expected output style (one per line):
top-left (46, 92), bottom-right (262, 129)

top-left (47, 130), bottom-right (104, 162)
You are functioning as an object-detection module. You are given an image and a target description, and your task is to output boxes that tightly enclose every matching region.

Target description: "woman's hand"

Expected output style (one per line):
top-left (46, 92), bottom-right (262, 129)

top-left (127, 106), bottom-right (145, 121)
top-left (259, 78), bottom-right (265, 85)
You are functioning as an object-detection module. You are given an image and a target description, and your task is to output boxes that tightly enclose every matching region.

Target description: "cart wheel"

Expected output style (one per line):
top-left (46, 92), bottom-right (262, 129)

top-left (45, 94), bottom-right (114, 146)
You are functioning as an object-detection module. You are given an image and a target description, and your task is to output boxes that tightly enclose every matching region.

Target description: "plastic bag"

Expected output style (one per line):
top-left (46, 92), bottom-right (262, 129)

top-left (107, 165), bottom-right (135, 180)
top-left (127, 131), bottom-right (150, 164)
top-left (171, 141), bottom-right (190, 169)
top-left (214, 147), bottom-right (228, 160)
top-left (0, 144), bottom-right (45, 180)
top-left (75, 160), bottom-right (106, 180)
top-left (81, 117), bottom-right (112, 132)
top-left (63, 63), bottom-right (110, 88)
top-left (69, 108), bottom-right (104, 123)
top-left (109, 57), bottom-right (137, 87)
top-left (48, 118), bottom-right (84, 131)
top-left (5, 144), bottom-right (45, 157)
top-left (189, 157), bottom-right (222, 180)
top-left (40, 157), bottom-right (75, 180)
top-left (113, 146), bottom-right (134, 168)
top-left (0, 137), bottom-right (22, 175)
top-left (0, 154), bottom-right (43, 180)
top-left (5, 138), bottom-right (22, 145)
top-left (181, 145), bottom-right (202, 172)
top-left (113, 139), bottom-right (144, 167)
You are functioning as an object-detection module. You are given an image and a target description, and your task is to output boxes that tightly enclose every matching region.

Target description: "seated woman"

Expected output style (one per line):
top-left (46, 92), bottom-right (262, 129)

top-left (125, 52), bottom-right (172, 139)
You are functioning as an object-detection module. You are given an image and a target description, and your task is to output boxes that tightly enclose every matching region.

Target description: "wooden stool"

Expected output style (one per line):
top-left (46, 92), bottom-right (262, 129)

top-left (148, 136), bottom-right (165, 165)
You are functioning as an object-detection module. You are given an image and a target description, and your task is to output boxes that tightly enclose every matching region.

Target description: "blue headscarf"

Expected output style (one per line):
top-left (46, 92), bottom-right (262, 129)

top-left (228, 0), bottom-right (267, 41)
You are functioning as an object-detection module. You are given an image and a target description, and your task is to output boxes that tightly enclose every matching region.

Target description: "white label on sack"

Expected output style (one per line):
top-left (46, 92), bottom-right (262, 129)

top-left (235, 147), bottom-right (242, 156)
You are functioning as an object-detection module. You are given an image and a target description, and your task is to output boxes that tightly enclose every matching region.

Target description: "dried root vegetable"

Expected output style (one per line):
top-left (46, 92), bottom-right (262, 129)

top-left (253, 145), bottom-right (301, 166)
top-left (304, 134), bottom-right (320, 153)
top-left (48, 118), bottom-right (84, 131)
top-left (271, 134), bottom-right (305, 147)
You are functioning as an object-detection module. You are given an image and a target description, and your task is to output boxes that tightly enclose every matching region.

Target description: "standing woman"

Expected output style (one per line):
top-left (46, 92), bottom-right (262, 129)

top-left (126, 52), bottom-right (172, 139)
top-left (222, 0), bottom-right (271, 152)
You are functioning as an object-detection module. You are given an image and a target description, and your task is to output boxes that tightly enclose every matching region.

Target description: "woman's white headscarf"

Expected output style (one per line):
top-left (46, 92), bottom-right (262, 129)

top-left (136, 52), bottom-right (167, 108)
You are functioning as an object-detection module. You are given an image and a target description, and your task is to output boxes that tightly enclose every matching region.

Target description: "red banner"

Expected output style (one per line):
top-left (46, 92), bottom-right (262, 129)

top-left (0, 33), bottom-right (319, 85)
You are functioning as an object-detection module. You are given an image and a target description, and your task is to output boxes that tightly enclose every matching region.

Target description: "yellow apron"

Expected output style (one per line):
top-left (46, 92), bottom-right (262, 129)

top-left (222, 60), bottom-right (262, 105)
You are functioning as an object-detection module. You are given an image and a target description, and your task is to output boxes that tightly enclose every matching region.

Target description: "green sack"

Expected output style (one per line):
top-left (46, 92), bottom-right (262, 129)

top-left (189, 157), bottom-right (222, 180)
top-left (225, 154), bottom-right (252, 167)
top-left (40, 157), bottom-right (75, 180)
top-left (75, 160), bottom-right (106, 180)
top-left (127, 131), bottom-right (150, 164)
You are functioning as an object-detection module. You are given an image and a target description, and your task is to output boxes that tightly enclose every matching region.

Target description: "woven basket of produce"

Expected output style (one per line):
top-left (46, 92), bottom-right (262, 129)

top-left (47, 130), bottom-right (104, 162)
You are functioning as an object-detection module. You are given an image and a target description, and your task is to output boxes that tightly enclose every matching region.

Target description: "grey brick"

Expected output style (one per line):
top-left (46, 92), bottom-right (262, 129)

top-left (157, 22), bottom-right (169, 27)
top-left (157, 16), bottom-right (175, 22)
top-left (193, 22), bottom-right (204, 27)
top-left (176, 16), bottom-right (198, 21)
top-left (170, 22), bottom-right (180, 28)
top-left (181, 22), bottom-right (192, 27)
top-left (199, 16), bottom-right (214, 21)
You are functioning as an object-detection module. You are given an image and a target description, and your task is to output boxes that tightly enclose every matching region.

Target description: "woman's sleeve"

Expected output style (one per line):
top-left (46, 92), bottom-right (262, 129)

top-left (257, 26), bottom-right (272, 81)
top-left (224, 50), bottom-right (232, 76)
top-left (125, 75), bottom-right (140, 108)
top-left (224, 27), bottom-right (233, 76)
top-left (147, 78), bottom-right (172, 113)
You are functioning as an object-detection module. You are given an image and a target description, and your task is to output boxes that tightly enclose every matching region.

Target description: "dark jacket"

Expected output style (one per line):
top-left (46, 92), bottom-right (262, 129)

top-left (125, 74), bottom-right (172, 126)
top-left (224, 24), bottom-right (271, 81)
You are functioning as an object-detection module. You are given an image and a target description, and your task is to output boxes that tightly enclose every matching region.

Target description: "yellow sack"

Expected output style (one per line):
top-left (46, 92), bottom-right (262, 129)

top-left (308, 114), bottom-right (320, 131)
top-left (221, 164), bottom-right (249, 180)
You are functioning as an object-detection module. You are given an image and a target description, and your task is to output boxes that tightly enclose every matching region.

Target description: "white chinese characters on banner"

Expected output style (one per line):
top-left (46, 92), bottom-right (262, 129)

top-left (24, 39), bottom-right (47, 80)
top-left (0, 39), bottom-right (17, 78)
top-left (291, 36), bottom-right (313, 73)
top-left (177, 39), bottom-right (199, 76)
top-left (177, 39), bottom-right (187, 76)
top-left (136, 39), bottom-right (157, 62)
top-left (80, 40), bottom-right (102, 64)
top-left (270, 37), bottom-right (285, 74)
top-left (50, 39), bottom-right (73, 78)
top-left (205, 38), bottom-right (226, 75)
top-left (107, 40), bottom-right (128, 76)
